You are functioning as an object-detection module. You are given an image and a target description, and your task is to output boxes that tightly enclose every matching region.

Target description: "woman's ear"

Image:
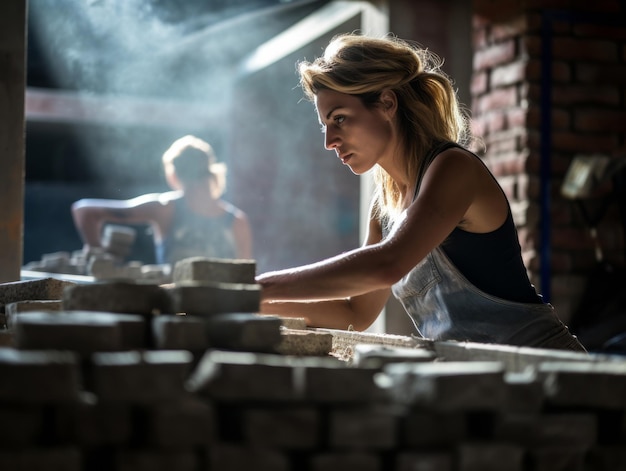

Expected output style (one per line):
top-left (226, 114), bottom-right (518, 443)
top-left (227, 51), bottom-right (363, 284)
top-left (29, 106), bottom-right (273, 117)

top-left (380, 89), bottom-right (398, 118)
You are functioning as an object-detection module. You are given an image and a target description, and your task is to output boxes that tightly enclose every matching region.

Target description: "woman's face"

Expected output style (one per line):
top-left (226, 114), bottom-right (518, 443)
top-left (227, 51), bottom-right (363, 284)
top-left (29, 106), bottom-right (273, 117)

top-left (315, 88), bottom-right (396, 175)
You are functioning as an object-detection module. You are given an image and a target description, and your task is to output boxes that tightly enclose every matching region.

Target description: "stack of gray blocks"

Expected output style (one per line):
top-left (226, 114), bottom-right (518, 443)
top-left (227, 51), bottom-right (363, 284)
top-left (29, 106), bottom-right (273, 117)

top-left (0, 256), bottom-right (625, 470)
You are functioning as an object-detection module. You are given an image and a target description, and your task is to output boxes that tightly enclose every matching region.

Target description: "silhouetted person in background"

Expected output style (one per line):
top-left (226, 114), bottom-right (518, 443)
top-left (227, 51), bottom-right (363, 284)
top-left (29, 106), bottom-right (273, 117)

top-left (72, 135), bottom-right (252, 266)
top-left (256, 33), bottom-right (585, 352)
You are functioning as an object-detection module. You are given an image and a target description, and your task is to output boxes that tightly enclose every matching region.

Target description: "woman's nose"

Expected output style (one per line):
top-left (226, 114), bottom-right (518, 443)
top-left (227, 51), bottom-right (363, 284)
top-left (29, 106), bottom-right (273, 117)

top-left (324, 129), bottom-right (339, 150)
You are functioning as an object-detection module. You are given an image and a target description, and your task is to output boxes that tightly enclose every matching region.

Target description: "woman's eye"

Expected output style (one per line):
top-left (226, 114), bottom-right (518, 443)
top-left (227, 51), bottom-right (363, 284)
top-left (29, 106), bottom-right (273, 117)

top-left (334, 116), bottom-right (345, 125)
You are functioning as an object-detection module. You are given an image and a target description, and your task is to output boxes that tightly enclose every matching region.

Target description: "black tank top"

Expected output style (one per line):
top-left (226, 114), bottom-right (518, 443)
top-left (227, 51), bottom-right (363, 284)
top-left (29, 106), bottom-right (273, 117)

top-left (423, 142), bottom-right (543, 304)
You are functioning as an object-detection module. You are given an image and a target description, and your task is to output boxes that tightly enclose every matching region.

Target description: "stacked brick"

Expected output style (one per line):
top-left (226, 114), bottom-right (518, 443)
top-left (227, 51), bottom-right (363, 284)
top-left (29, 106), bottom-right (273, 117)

top-left (0, 258), bottom-right (625, 469)
top-left (471, 1), bottom-right (626, 322)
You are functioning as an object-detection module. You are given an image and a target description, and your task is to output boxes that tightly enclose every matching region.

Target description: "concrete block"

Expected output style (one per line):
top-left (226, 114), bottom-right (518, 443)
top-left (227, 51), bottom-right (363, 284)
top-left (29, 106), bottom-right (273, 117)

top-left (310, 452), bottom-right (382, 471)
top-left (279, 317), bottom-right (308, 330)
top-left (532, 413), bottom-right (598, 450)
top-left (173, 256), bottom-right (256, 284)
top-left (113, 450), bottom-right (197, 471)
top-left (0, 447), bottom-right (81, 471)
top-left (143, 395), bottom-right (216, 449)
top-left (186, 350), bottom-right (300, 402)
top-left (73, 394), bottom-right (133, 446)
top-left (165, 281), bottom-right (260, 315)
top-left (0, 404), bottom-right (43, 446)
top-left (276, 328), bottom-right (333, 356)
top-left (305, 362), bottom-right (386, 403)
top-left (205, 313), bottom-right (282, 352)
top-left (0, 348), bottom-right (80, 403)
top-left (396, 452), bottom-right (453, 471)
top-left (89, 350), bottom-right (193, 403)
top-left (329, 405), bottom-right (398, 450)
top-left (403, 410), bottom-right (466, 447)
top-left (62, 281), bottom-right (171, 315)
top-left (243, 406), bottom-right (319, 449)
top-left (381, 361), bottom-right (507, 411)
top-left (503, 369), bottom-right (544, 413)
top-left (151, 314), bottom-right (211, 351)
top-left (12, 311), bottom-right (146, 354)
top-left (207, 443), bottom-right (289, 471)
top-left (526, 448), bottom-right (586, 471)
top-left (457, 443), bottom-right (524, 471)
top-left (0, 278), bottom-right (76, 309)
top-left (586, 446), bottom-right (626, 470)
top-left (352, 344), bottom-right (437, 368)
top-left (539, 361), bottom-right (626, 409)
top-left (0, 330), bottom-right (12, 347)
top-left (4, 300), bottom-right (62, 328)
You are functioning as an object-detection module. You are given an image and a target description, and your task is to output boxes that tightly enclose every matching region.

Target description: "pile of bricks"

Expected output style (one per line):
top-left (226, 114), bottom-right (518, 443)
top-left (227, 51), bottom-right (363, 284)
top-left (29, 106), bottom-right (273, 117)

top-left (1, 256), bottom-right (626, 470)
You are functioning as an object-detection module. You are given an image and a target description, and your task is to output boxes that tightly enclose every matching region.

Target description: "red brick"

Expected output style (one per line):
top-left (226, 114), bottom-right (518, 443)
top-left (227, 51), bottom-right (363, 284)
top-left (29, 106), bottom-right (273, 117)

top-left (476, 86), bottom-right (519, 113)
top-left (552, 131), bottom-right (619, 153)
top-left (491, 60), bottom-right (527, 87)
top-left (553, 37), bottom-right (618, 62)
top-left (473, 40), bottom-right (517, 71)
top-left (576, 63), bottom-right (626, 85)
top-left (553, 85), bottom-right (621, 106)
top-left (491, 14), bottom-right (532, 40)
top-left (575, 109), bottom-right (626, 132)
top-left (471, 71), bottom-right (488, 95)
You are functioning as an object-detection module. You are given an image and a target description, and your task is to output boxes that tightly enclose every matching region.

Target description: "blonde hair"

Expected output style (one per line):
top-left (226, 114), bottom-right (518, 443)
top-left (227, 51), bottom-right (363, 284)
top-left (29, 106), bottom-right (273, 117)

top-left (162, 135), bottom-right (227, 197)
top-left (298, 33), bottom-right (471, 218)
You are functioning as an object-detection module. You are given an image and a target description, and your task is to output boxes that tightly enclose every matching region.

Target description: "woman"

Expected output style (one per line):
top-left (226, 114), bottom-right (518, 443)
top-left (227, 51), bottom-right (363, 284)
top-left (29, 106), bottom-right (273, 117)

top-left (256, 34), bottom-right (585, 351)
top-left (72, 135), bottom-right (253, 266)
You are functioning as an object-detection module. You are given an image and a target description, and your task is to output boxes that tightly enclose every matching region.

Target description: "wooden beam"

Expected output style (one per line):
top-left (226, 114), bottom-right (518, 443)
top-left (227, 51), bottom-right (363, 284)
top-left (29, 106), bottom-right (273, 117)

top-left (0, 0), bottom-right (27, 282)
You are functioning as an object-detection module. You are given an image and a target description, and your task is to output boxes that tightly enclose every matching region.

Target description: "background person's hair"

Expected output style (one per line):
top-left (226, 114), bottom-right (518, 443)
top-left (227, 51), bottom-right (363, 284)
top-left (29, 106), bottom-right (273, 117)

top-left (162, 135), bottom-right (227, 197)
top-left (298, 33), bottom-right (472, 218)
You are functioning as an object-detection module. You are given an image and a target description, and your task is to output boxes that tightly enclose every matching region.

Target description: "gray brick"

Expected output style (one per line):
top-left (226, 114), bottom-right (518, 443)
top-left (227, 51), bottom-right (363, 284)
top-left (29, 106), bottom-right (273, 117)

top-left (276, 328), bottom-right (333, 356)
top-left (5, 300), bottom-right (62, 328)
top-left (0, 404), bottom-right (43, 445)
top-left (90, 350), bottom-right (193, 403)
top-left (205, 313), bottom-right (282, 352)
top-left (310, 452), bottom-right (382, 471)
top-left (166, 281), bottom-right (260, 315)
top-left (329, 405), bottom-right (398, 450)
top-left (173, 256), bottom-right (256, 284)
top-left (503, 369), bottom-right (544, 413)
top-left (352, 344), bottom-right (437, 368)
top-left (539, 361), bottom-right (626, 409)
top-left (532, 413), bottom-right (598, 450)
top-left (457, 443), bottom-right (524, 471)
top-left (12, 311), bottom-right (147, 354)
top-left (396, 452), bottom-right (453, 471)
top-left (73, 394), bottom-right (133, 446)
top-left (151, 314), bottom-right (211, 351)
top-left (187, 350), bottom-right (300, 402)
top-left (207, 443), bottom-right (289, 471)
top-left (114, 450), bottom-right (197, 471)
top-left (381, 361), bottom-right (507, 410)
top-left (143, 395), bottom-right (216, 449)
top-left (243, 406), bottom-right (320, 449)
top-left (0, 278), bottom-right (76, 308)
top-left (526, 448), bottom-right (586, 471)
top-left (403, 410), bottom-right (466, 447)
top-left (279, 317), bottom-right (308, 330)
top-left (62, 281), bottom-right (171, 315)
top-left (305, 362), bottom-right (386, 403)
top-left (586, 446), bottom-right (626, 470)
top-left (0, 348), bottom-right (80, 403)
top-left (0, 447), bottom-right (81, 471)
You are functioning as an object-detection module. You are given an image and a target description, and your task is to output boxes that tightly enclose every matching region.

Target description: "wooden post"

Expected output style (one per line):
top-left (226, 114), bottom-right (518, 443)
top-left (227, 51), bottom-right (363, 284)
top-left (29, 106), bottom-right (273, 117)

top-left (0, 0), bottom-right (27, 282)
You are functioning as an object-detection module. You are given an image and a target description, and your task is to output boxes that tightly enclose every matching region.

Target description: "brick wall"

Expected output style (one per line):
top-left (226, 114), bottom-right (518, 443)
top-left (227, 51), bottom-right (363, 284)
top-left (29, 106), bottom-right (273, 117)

top-left (471, 0), bottom-right (626, 327)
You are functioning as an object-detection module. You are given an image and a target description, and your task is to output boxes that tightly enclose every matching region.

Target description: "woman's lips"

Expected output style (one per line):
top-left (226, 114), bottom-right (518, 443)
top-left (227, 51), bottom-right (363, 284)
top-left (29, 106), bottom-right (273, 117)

top-left (339, 153), bottom-right (352, 164)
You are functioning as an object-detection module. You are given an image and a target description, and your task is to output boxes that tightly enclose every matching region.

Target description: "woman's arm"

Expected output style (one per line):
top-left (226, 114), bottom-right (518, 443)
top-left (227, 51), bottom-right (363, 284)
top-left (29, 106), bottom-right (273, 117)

top-left (71, 194), bottom-right (168, 248)
top-left (256, 148), bottom-right (496, 302)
